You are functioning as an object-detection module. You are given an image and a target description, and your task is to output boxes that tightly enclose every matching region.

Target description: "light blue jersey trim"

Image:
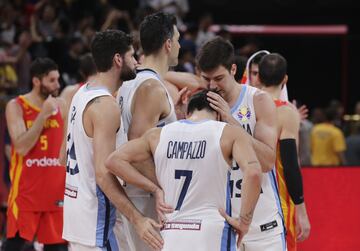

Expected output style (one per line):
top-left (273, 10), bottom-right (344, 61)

top-left (178, 119), bottom-right (211, 124)
top-left (96, 186), bottom-right (117, 248)
top-left (268, 169), bottom-right (286, 235)
top-left (281, 231), bottom-right (287, 251)
top-left (220, 172), bottom-right (236, 251)
top-left (230, 85), bottom-right (247, 114)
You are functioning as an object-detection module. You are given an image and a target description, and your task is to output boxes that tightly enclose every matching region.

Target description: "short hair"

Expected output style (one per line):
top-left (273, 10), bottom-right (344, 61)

top-left (30, 57), bottom-right (58, 80)
top-left (196, 37), bottom-right (234, 72)
top-left (79, 53), bottom-right (96, 80)
top-left (139, 12), bottom-right (177, 56)
top-left (187, 89), bottom-right (219, 114)
top-left (325, 107), bottom-right (338, 122)
top-left (91, 30), bottom-right (133, 72)
top-left (249, 52), bottom-right (268, 67)
top-left (258, 53), bottom-right (287, 87)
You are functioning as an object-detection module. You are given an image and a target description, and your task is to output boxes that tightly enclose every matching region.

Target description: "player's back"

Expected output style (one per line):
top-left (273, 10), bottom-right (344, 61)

top-left (154, 120), bottom-right (236, 251)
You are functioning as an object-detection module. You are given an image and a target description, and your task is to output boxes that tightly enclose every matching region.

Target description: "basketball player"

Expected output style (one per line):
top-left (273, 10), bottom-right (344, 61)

top-left (4, 58), bottom-right (67, 251)
top-left (196, 37), bottom-right (285, 251)
top-left (116, 12), bottom-right (184, 251)
top-left (62, 30), bottom-right (163, 251)
top-left (258, 53), bottom-right (310, 251)
top-left (106, 89), bottom-right (263, 251)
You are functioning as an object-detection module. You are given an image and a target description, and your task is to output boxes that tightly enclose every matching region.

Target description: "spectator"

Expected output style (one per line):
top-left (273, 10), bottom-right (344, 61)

top-left (311, 107), bottom-right (347, 166)
top-left (345, 123), bottom-right (360, 166)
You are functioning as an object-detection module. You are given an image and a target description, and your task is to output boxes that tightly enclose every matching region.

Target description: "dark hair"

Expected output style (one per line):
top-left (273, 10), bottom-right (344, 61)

top-left (258, 53), bottom-right (287, 87)
top-left (187, 89), bottom-right (219, 114)
top-left (196, 36), bottom-right (234, 72)
top-left (30, 57), bottom-right (58, 80)
top-left (325, 107), bottom-right (338, 122)
top-left (249, 52), bottom-right (268, 68)
top-left (79, 53), bottom-right (96, 81)
top-left (139, 12), bottom-right (177, 56)
top-left (91, 30), bottom-right (133, 72)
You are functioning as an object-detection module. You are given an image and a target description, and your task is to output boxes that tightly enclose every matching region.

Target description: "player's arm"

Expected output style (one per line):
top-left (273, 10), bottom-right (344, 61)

top-left (6, 96), bottom-right (58, 156)
top-left (251, 91), bottom-right (278, 172)
top-left (57, 97), bottom-right (68, 166)
top-left (220, 125), bottom-right (262, 247)
top-left (279, 105), bottom-right (310, 241)
top-left (128, 80), bottom-right (169, 140)
top-left (164, 71), bottom-right (205, 91)
top-left (89, 96), bottom-right (164, 250)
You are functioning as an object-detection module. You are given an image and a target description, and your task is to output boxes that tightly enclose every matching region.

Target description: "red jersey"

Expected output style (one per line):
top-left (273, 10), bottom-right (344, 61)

top-left (8, 96), bottom-right (66, 216)
top-left (274, 99), bottom-right (297, 251)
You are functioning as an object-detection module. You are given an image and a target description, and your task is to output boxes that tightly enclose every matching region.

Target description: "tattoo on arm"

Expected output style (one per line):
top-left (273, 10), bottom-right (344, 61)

top-left (89, 97), bottom-right (101, 105)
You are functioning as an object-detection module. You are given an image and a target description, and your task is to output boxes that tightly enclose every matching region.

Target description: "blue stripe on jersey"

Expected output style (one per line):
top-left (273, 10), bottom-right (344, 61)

top-left (269, 169), bottom-right (286, 234)
top-left (96, 186), bottom-right (117, 247)
top-left (220, 172), bottom-right (236, 251)
top-left (178, 119), bottom-right (210, 124)
top-left (137, 69), bottom-right (161, 80)
top-left (230, 85), bottom-right (247, 114)
top-left (281, 231), bottom-right (287, 251)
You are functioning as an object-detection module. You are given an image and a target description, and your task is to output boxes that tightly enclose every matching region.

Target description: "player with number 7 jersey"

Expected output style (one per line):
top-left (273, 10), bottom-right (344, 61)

top-left (106, 90), bottom-right (263, 251)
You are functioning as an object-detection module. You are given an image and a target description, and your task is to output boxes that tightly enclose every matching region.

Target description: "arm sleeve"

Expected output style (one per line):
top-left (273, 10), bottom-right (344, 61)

top-left (279, 138), bottom-right (304, 204)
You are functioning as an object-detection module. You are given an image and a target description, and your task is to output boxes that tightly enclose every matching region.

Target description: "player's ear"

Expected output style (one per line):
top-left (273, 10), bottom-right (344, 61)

top-left (165, 38), bottom-right (172, 53)
top-left (114, 53), bottom-right (123, 69)
top-left (281, 75), bottom-right (288, 89)
top-left (230, 63), bottom-right (237, 76)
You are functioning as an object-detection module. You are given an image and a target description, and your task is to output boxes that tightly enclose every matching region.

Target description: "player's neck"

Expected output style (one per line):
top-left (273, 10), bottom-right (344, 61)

top-left (90, 70), bottom-right (120, 94)
top-left (25, 89), bottom-right (46, 108)
top-left (141, 54), bottom-right (169, 77)
top-left (187, 110), bottom-right (216, 122)
top-left (262, 86), bottom-right (282, 100)
top-left (225, 81), bottom-right (241, 107)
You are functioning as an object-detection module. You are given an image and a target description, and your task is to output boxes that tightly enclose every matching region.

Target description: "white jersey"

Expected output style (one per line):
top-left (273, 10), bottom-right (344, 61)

top-left (230, 84), bottom-right (284, 241)
top-left (154, 120), bottom-right (236, 251)
top-left (117, 68), bottom-right (177, 197)
top-left (63, 84), bottom-right (123, 249)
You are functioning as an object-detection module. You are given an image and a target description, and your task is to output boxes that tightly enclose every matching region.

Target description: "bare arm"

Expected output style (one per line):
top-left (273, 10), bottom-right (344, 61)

top-left (164, 71), bottom-right (205, 91)
top-left (58, 97), bottom-right (68, 166)
top-left (128, 80), bottom-right (169, 140)
top-left (6, 96), bottom-right (58, 156)
top-left (106, 128), bottom-right (161, 193)
top-left (252, 91), bottom-right (278, 172)
top-left (220, 125), bottom-right (262, 247)
top-left (88, 96), bottom-right (164, 250)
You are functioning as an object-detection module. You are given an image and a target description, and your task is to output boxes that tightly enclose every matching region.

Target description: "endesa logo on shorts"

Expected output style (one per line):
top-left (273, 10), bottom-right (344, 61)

top-left (25, 157), bottom-right (61, 167)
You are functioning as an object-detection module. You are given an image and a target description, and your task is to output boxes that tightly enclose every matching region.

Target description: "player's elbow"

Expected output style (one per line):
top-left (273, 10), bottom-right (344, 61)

top-left (104, 153), bottom-right (118, 175)
top-left (247, 166), bottom-right (262, 186)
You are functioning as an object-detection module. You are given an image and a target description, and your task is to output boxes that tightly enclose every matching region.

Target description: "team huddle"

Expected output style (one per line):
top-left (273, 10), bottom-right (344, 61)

top-left (4, 11), bottom-right (310, 251)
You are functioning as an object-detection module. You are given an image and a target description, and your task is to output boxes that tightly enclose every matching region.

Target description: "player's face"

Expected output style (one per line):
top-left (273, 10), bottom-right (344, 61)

top-left (121, 46), bottom-right (137, 81)
top-left (249, 63), bottom-right (262, 88)
top-left (39, 70), bottom-right (60, 98)
top-left (169, 25), bottom-right (181, 67)
top-left (200, 65), bottom-right (234, 94)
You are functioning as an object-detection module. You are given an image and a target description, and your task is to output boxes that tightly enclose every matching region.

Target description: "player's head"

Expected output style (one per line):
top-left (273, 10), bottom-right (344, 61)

top-left (30, 57), bottom-right (60, 98)
top-left (196, 37), bottom-right (237, 91)
top-left (249, 51), bottom-right (268, 88)
top-left (91, 30), bottom-right (137, 81)
top-left (187, 89), bottom-right (219, 119)
top-left (78, 53), bottom-right (97, 82)
top-left (258, 53), bottom-right (288, 88)
top-left (140, 12), bottom-right (180, 66)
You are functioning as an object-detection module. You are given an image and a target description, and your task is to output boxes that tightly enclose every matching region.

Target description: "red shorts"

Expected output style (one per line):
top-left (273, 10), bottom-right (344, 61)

top-left (286, 229), bottom-right (297, 251)
top-left (7, 210), bottom-right (66, 244)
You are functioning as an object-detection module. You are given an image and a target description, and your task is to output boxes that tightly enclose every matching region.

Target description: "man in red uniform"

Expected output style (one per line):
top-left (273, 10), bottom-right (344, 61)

top-left (258, 53), bottom-right (311, 251)
top-left (3, 58), bottom-right (67, 251)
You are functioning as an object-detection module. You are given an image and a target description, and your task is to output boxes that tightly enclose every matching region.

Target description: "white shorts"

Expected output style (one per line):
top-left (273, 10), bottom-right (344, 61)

top-left (69, 229), bottom-right (121, 251)
top-left (161, 220), bottom-right (236, 251)
top-left (239, 232), bottom-right (287, 251)
top-left (114, 196), bottom-right (157, 251)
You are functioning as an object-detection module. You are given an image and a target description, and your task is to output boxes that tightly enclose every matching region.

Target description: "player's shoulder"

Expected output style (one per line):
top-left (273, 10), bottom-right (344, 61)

top-left (136, 78), bottom-right (168, 102)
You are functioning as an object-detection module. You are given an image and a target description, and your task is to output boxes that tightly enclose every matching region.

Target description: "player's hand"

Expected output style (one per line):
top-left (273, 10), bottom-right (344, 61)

top-left (42, 95), bottom-right (59, 118)
top-left (154, 187), bottom-right (174, 223)
top-left (175, 87), bottom-right (191, 119)
top-left (295, 204), bottom-right (311, 242)
top-left (207, 91), bottom-right (237, 124)
top-left (133, 216), bottom-right (164, 251)
top-left (292, 100), bottom-right (309, 121)
top-left (219, 208), bottom-right (249, 248)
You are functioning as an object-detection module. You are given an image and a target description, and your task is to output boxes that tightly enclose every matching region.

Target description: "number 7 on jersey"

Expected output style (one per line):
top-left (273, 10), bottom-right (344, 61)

top-left (174, 170), bottom-right (193, 210)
